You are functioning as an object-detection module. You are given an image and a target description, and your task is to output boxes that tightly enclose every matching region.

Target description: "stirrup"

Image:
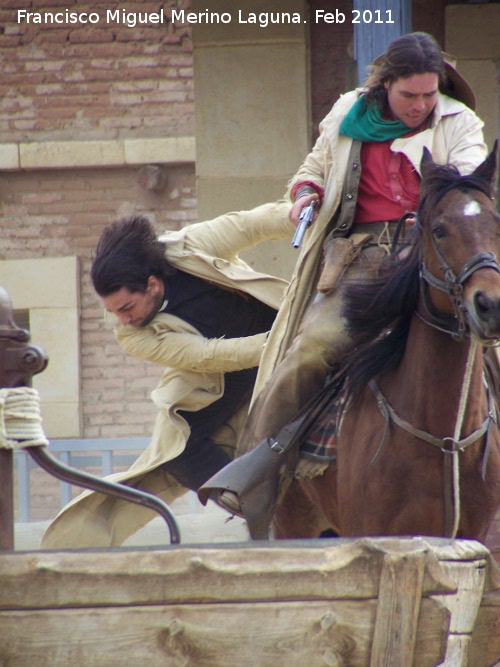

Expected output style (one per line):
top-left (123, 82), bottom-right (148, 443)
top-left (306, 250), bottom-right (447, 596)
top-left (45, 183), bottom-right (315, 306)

top-left (216, 490), bottom-right (245, 518)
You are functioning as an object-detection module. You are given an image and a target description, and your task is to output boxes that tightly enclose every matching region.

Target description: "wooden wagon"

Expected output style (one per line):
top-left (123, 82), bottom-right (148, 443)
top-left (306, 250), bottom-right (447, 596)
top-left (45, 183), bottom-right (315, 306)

top-left (1, 536), bottom-right (499, 666)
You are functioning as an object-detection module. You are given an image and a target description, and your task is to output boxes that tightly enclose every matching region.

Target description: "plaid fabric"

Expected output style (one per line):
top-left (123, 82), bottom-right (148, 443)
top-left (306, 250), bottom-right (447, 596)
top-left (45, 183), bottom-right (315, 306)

top-left (300, 408), bottom-right (337, 462)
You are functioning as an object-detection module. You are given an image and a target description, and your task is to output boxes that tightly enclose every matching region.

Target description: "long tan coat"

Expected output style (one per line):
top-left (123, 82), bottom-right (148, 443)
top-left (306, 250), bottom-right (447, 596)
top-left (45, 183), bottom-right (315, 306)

top-left (252, 91), bottom-right (487, 399)
top-left (42, 201), bottom-right (294, 548)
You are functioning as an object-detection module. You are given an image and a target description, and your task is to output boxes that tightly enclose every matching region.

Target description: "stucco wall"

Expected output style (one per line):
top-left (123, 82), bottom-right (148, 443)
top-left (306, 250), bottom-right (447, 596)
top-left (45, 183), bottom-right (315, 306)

top-left (445, 3), bottom-right (500, 155)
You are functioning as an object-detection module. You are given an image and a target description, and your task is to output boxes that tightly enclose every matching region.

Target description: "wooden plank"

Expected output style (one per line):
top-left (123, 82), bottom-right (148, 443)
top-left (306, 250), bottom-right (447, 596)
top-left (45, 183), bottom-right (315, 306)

top-left (469, 590), bottom-right (500, 666)
top-left (0, 538), bottom-right (457, 610)
top-left (441, 634), bottom-right (471, 667)
top-left (0, 598), bottom-right (449, 667)
top-left (432, 560), bottom-right (486, 633)
top-left (425, 539), bottom-right (491, 563)
top-left (370, 551), bottom-right (429, 667)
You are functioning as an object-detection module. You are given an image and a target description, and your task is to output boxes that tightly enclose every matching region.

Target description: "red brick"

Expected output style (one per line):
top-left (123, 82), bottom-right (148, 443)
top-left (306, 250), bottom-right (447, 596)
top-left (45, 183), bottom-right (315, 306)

top-left (2, 4), bottom-right (197, 520)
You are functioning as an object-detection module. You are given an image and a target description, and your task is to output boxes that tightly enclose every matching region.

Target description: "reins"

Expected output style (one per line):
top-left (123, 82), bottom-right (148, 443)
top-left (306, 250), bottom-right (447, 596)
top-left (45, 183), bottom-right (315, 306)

top-left (449, 340), bottom-right (477, 537)
top-left (368, 354), bottom-right (498, 537)
top-left (368, 184), bottom-right (500, 538)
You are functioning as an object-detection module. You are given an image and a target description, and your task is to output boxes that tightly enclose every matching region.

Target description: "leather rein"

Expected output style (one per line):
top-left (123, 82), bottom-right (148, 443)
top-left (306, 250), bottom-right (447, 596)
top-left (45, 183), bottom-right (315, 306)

top-left (370, 207), bottom-right (500, 537)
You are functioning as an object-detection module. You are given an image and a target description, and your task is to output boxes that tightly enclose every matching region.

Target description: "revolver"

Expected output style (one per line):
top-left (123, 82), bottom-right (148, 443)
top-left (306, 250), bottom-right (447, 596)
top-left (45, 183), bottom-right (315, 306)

top-left (292, 202), bottom-right (315, 248)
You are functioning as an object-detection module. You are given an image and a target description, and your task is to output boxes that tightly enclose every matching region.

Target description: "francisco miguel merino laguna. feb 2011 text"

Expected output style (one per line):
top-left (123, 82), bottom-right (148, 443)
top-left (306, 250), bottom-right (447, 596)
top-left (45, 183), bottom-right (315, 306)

top-left (17, 8), bottom-right (397, 28)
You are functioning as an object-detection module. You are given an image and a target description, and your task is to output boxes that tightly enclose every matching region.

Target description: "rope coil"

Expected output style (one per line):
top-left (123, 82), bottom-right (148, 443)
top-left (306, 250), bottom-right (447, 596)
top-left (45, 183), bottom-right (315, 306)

top-left (0, 387), bottom-right (49, 450)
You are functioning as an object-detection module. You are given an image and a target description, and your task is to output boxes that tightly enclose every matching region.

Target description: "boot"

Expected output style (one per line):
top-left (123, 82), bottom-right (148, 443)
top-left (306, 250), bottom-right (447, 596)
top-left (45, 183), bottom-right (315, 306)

top-left (199, 376), bottom-right (342, 539)
top-left (198, 438), bottom-right (288, 539)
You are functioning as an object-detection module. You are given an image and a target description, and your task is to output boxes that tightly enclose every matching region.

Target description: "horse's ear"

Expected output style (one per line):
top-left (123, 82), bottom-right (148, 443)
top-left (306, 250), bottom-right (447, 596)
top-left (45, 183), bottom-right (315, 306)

top-left (471, 139), bottom-right (498, 186)
top-left (420, 147), bottom-right (436, 180)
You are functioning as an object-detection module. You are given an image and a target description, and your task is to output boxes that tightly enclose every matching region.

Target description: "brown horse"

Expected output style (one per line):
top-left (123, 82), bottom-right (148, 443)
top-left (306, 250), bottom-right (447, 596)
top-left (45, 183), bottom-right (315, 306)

top-left (274, 145), bottom-right (500, 543)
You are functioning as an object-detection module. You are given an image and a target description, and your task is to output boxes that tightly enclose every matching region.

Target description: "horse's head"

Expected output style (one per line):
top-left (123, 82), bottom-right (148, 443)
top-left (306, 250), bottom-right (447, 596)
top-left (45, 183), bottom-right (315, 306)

top-left (418, 142), bottom-right (500, 342)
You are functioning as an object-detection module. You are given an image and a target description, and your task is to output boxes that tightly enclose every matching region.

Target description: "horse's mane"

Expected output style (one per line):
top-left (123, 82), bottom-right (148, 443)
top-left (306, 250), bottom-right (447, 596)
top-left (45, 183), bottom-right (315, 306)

top-left (327, 160), bottom-right (495, 412)
top-left (338, 225), bottom-right (420, 400)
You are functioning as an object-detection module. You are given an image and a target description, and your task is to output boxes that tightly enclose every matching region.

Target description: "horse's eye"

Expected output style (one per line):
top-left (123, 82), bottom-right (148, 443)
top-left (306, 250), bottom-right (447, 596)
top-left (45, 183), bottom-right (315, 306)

top-left (432, 223), bottom-right (447, 240)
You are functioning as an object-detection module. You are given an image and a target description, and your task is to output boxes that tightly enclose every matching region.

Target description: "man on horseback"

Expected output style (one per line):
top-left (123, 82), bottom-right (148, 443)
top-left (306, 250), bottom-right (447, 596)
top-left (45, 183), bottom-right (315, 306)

top-left (200, 32), bottom-right (489, 538)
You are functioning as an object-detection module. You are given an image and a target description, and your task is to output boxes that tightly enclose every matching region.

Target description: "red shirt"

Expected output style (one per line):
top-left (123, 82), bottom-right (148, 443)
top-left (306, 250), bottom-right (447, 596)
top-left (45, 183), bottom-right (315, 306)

top-left (354, 138), bottom-right (421, 223)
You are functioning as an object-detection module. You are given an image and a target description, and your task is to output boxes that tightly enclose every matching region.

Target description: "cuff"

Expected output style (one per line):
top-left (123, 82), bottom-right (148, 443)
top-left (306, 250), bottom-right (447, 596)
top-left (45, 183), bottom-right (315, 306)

top-left (292, 181), bottom-right (325, 206)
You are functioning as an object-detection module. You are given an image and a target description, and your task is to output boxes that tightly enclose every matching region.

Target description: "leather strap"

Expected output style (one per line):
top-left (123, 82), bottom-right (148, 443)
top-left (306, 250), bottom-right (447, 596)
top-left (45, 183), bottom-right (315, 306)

top-left (267, 372), bottom-right (344, 456)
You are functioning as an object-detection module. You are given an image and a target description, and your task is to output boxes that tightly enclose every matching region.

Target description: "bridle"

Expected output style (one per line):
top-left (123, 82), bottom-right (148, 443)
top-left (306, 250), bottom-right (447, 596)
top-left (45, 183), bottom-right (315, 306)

top-left (416, 181), bottom-right (500, 339)
top-left (419, 236), bottom-right (500, 340)
top-left (370, 185), bottom-right (500, 537)
top-left (392, 195), bottom-right (500, 340)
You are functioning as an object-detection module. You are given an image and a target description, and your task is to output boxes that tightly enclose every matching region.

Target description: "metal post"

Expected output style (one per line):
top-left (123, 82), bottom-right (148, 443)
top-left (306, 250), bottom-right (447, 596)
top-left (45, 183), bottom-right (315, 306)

top-left (0, 286), bottom-right (181, 549)
top-left (0, 287), bottom-right (48, 550)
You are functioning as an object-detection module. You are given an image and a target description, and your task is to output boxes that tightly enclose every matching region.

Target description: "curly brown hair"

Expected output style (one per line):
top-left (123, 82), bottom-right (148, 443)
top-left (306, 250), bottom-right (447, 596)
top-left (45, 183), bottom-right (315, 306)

top-left (363, 32), bottom-right (446, 108)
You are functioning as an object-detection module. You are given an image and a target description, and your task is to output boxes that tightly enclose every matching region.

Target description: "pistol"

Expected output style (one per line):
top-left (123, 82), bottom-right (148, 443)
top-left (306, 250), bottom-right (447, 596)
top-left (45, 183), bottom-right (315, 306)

top-left (292, 203), bottom-right (315, 248)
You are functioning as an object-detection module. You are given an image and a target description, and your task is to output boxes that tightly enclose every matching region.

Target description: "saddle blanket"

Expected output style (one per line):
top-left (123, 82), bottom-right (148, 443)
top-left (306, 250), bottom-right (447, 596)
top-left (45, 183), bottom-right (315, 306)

top-left (300, 409), bottom-right (337, 462)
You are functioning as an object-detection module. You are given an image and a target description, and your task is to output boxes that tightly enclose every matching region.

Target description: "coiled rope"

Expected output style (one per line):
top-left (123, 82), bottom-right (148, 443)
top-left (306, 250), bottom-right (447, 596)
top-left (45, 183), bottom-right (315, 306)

top-left (0, 387), bottom-right (49, 450)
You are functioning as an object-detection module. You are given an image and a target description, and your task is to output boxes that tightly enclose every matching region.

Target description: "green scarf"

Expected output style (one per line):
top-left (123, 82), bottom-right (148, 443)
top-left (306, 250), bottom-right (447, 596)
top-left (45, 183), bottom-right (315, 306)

top-left (340, 95), bottom-right (412, 142)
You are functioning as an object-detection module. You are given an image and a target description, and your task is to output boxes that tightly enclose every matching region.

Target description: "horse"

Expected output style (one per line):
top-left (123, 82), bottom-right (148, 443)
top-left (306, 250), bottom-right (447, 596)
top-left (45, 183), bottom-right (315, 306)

top-left (273, 144), bottom-right (500, 543)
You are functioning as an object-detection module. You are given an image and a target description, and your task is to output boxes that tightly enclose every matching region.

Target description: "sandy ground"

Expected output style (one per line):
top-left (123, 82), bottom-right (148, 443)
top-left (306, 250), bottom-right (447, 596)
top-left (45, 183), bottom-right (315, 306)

top-left (14, 495), bottom-right (250, 550)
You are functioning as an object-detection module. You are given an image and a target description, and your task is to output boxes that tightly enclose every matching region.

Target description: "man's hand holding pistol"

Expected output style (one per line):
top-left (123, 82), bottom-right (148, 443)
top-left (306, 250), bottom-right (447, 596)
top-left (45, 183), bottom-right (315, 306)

top-left (290, 192), bottom-right (319, 248)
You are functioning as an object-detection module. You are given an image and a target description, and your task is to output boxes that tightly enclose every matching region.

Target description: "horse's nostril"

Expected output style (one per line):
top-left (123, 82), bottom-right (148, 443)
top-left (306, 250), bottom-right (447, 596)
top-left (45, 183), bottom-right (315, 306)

top-left (474, 292), bottom-right (500, 328)
top-left (475, 291), bottom-right (491, 316)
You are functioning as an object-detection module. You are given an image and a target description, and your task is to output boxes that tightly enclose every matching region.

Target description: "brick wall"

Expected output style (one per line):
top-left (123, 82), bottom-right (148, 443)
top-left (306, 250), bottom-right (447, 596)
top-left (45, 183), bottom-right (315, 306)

top-left (0, 164), bottom-right (197, 437)
top-left (3, 164), bottom-right (197, 522)
top-left (0, 0), bottom-right (197, 438)
top-left (0, 2), bottom-right (197, 520)
top-left (0, 0), bottom-right (194, 142)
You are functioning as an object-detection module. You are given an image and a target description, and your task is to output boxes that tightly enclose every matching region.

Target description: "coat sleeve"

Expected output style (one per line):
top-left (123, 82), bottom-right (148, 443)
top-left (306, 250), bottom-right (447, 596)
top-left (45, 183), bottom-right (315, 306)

top-left (443, 107), bottom-right (487, 175)
top-left (285, 128), bottom-right (330, 201)
top-left (116, 324), bottom-right (268, 373)
top-left (285, 93), bottom-right (357, 201)
top-left (171, 200), bottom-right (295, 261)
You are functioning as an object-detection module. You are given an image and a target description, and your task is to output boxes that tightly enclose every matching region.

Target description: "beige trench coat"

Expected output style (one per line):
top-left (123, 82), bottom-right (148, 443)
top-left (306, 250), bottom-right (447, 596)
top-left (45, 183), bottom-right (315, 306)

top-left (42, 201), bottom-right (294, 548)
top-left (252, 91), bottom-right (487, 399)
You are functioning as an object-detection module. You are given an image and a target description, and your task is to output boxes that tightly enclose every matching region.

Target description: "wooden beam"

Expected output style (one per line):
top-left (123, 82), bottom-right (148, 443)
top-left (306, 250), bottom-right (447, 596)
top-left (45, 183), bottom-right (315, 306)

top-left (0, 598), bottom-right (448, 667)
top-left (370, 550), bottom-right (431, 666)
top-left (0, 539), bottom-right (456, 610)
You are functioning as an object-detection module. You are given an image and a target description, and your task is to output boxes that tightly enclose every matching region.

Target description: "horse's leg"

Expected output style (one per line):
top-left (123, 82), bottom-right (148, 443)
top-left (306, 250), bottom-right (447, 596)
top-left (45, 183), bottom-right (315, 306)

top-left (273, 479), bottom-right (330, 539)
top-left (273, 462), bottom-right (339, 539)
top-left (303, 463), bottom-right (341, 534)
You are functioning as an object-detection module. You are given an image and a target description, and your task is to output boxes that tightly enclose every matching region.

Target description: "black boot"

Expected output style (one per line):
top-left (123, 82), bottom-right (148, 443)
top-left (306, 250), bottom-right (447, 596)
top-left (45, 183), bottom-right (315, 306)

top-left (198, 438), bottom-right (288, 539)
top-left (199, 376), bottom-right (343, 539)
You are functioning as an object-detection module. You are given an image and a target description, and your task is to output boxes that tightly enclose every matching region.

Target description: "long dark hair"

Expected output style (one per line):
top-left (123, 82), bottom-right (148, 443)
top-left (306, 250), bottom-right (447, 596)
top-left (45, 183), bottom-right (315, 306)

top-left (91, 216), bottom-right (175, 297)
top-left (364, 32), bottom-right (446, 108)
